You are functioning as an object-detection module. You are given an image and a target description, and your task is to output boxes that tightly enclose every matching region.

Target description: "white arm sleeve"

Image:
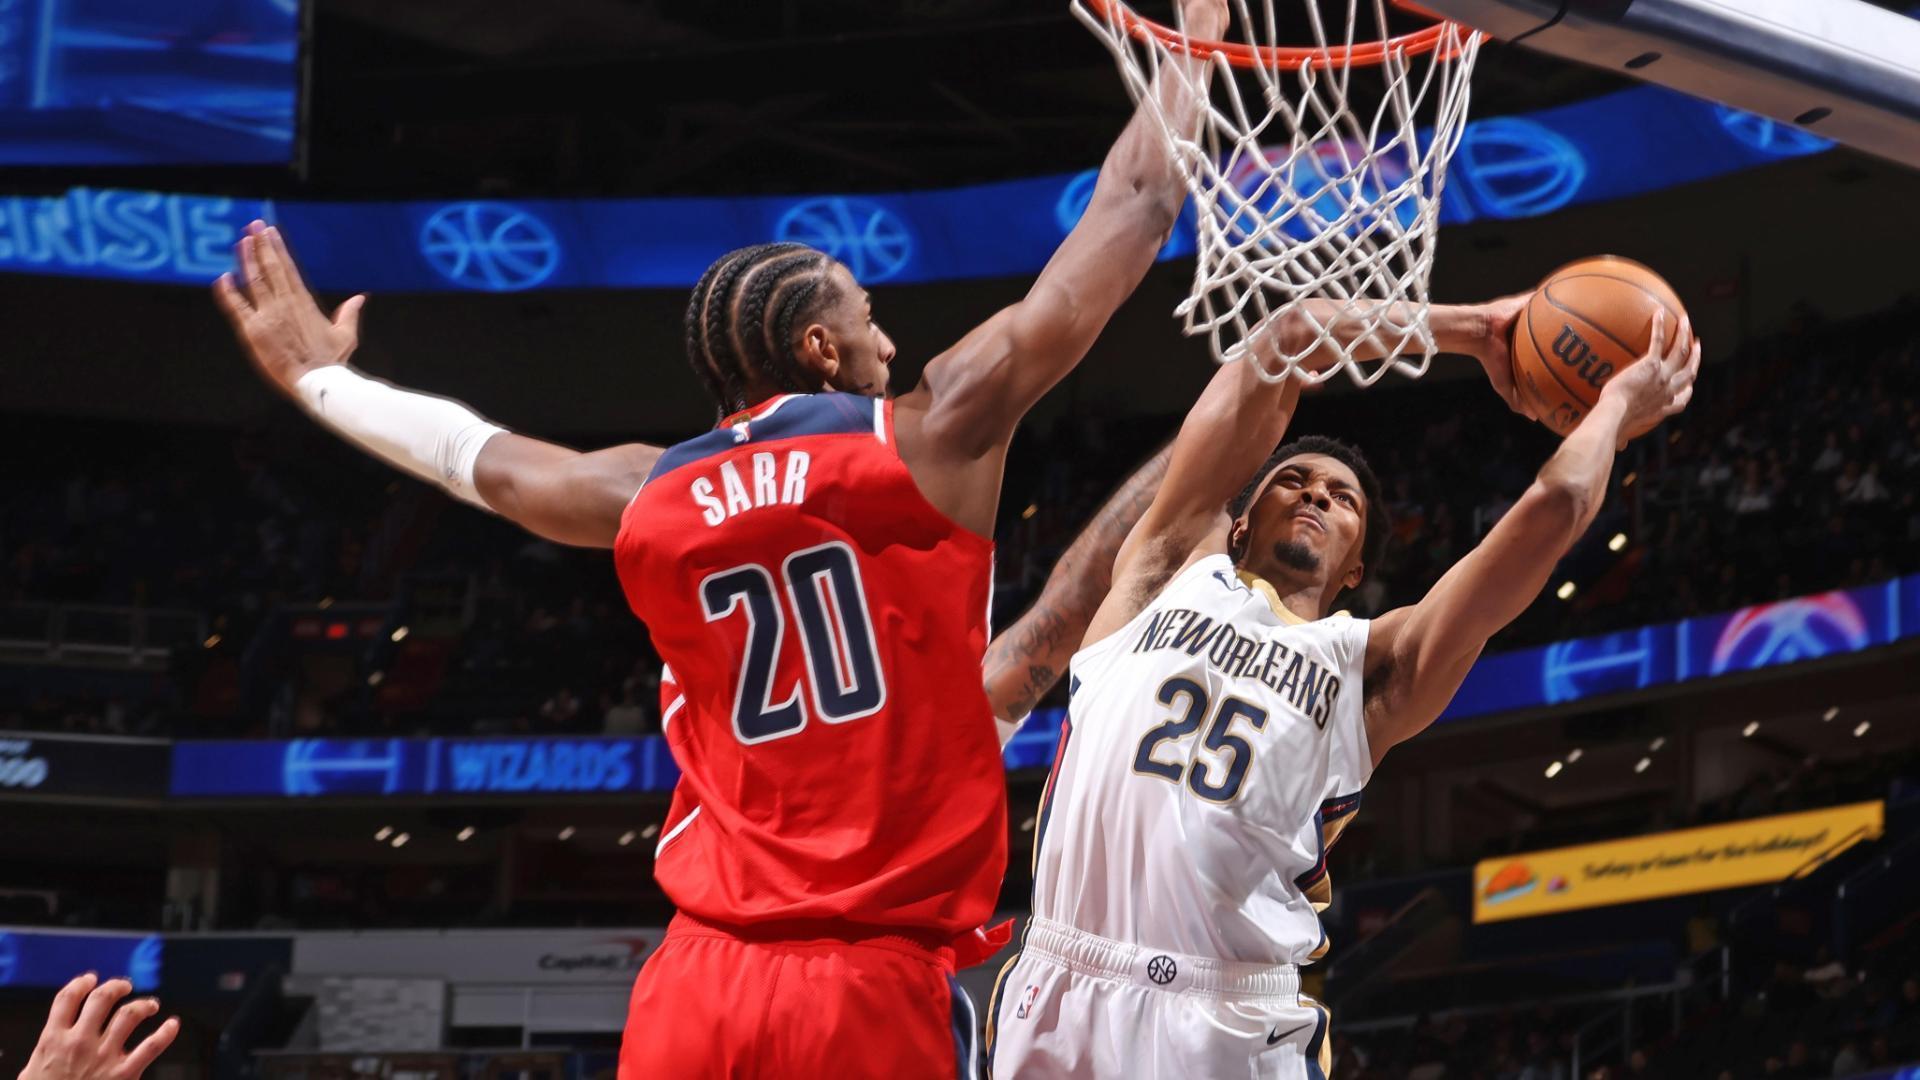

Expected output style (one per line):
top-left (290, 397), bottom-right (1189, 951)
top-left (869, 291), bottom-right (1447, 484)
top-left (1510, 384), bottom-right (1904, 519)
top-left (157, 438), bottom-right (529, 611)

top-left (294, 366), bottom-right (506, 510)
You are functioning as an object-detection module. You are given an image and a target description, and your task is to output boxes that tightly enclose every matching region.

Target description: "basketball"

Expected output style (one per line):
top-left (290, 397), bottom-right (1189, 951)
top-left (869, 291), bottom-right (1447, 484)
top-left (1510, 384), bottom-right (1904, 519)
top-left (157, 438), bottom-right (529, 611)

top-left (1511, 256), bottom-right (1688, 436)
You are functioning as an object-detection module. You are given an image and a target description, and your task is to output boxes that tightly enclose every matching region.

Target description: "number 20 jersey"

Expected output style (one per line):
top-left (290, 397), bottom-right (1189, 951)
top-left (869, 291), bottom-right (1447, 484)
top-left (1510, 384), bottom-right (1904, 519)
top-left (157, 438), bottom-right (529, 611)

top-left (613, 392), bottom-right (1007, 938)
top-left (1031, 554), bottom-right (1373, 966)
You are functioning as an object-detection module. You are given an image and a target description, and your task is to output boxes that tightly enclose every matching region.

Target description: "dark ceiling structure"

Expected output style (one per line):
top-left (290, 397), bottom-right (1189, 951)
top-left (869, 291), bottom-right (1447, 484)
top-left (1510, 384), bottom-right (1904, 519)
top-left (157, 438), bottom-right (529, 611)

top-left (306, 0), bottom-right (1633, 198)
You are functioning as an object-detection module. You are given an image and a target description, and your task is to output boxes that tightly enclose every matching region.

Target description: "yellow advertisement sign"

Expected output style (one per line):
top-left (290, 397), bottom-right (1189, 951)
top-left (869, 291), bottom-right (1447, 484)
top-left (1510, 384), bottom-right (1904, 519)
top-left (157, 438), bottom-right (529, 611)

top-left (1472, 801), bottom-right (1884, 923)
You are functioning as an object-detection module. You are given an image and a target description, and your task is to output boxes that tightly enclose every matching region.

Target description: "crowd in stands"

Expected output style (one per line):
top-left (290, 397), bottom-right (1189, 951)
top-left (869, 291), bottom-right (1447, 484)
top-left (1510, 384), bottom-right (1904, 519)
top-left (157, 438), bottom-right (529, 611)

top-left (1330, 963), bottom-right (1920, 1078)
top-left (1323, 926), bottom-right (1920, 1079)
top-left (1, 300), bottom-right (1916, 738)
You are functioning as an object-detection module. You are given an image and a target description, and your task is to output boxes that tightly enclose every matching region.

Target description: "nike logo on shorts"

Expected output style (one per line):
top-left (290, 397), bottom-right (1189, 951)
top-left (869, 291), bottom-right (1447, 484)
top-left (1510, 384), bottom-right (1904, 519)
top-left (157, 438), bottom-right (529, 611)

top-left (1267, 1022), bottom-right (1309, 1046)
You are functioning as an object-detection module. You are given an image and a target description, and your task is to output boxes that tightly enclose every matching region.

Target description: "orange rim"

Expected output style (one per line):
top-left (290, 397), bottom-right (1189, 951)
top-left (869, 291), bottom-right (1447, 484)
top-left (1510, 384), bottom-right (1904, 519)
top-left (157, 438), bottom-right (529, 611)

top-left (1081, 0), bottom-right (1483, 71)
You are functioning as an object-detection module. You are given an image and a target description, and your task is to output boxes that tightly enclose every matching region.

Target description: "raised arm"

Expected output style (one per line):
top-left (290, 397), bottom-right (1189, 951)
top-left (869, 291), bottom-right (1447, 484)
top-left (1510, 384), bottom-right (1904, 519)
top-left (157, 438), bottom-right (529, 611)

top-left (983, 443), bottom-right (1172, 738)
top-left (213, 224), bottom-right (658, 548)
top-left (1362, 314), bottom-right (1700, 761)
top-left (897, 0), bottom-right (1227, 465)
top-left (1079, 300), bottom-right (1515, 648)
top-left (19, 974), bottom-right (178, 1080)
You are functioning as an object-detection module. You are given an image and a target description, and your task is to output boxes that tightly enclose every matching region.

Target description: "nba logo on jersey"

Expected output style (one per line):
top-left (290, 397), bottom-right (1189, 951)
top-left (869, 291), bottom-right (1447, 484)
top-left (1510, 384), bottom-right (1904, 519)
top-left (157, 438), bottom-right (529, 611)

top-left (1017, 985), bottom-right (1039, 1019)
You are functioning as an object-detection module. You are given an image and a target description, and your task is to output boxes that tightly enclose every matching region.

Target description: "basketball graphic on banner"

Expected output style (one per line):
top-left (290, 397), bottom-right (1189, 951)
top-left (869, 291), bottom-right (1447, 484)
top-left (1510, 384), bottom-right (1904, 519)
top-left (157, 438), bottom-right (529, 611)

top-left (420, 202), bottom-right (562, 292)
top-left (775, 197), bottom-right (914, 283)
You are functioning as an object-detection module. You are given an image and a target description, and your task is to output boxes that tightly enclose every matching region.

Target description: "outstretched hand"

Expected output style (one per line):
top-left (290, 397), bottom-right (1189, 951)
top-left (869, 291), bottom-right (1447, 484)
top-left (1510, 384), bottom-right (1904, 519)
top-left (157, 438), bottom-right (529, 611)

top-left (1179, 0), bottom-right (1229, 40)
top-left (18, 974), bottom-right (179, 1080)
top-left (1463, 292), bottom-right (1537, 420)
top-left (212, 221), bottom-right (366, 399)
top-left (1599, 310), bottom-right (1700, 450)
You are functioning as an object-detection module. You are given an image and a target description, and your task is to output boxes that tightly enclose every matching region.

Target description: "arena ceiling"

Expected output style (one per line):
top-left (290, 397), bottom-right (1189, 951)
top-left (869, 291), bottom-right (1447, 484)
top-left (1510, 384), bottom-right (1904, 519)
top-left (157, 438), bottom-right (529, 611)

top-left (308, 0), bottom-right (1629, 197)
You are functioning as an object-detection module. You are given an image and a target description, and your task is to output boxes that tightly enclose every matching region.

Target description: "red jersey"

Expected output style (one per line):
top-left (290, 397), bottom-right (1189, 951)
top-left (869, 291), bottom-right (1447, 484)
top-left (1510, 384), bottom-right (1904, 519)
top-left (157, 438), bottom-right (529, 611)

top-left (614, 392), bottom-right (1006, 941)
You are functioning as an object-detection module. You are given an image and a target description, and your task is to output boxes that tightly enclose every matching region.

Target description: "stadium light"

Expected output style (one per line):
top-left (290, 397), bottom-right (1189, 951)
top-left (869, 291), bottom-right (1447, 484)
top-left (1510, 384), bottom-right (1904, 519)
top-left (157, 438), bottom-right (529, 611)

top-left (1556, 581), bottom-right (1576, 601)
top-left (375, 826), bottom-right (393, 841)
top-left (1741, 721), bottom-right (1759, 737)
top-left (558, 826), bottom-right (576, 841)
top-left (1544, 761), bottom-right (1564, 779)
top-left (367, 671), bottom-right (384, 686)
top-left (618, 830), bottom-right (636, 847)
top-left (203, 634), bottom-right (222, 648)
top-left (641, 823), bottom-right (660, 839)
top-left (457, 826), bottom-right (475, 842)
top-left (1020, 817), bottom-right (1037, 831)
top-left (1634, 757), bottom-right (1652, 774)
top-left (1608, 533), bottom-right (1628, 552)
top-left (1822, 706), bottom-right (1839, 722)
top-left (1566, 748), bottom-right (1584, 763)
top-left (1649, 737), bottom-right (1666, 752)
top-left (1621, 472), bottom-right (1637, 488)
top-left (1854, 721), bottom-right (1872, 738)
top-left (1022, 504), bottom-right (1038, 520)
top-left (391, 626), bottom-right (410, 643)
top-left (392, 832), bottom-right (410, 848)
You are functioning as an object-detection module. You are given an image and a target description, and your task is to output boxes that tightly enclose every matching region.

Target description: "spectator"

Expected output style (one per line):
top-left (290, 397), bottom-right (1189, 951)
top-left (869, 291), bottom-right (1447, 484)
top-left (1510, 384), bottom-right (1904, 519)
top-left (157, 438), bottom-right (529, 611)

top-left (1830, 1037), bottom-right (1866, 1078)
top-left (1731, 459), bottom-right (1774, 515)
top-left (1698, 449), bottom-right (1734, 489)
top-left (1804, 946), bottom-right (1850, 999)
top-left (538, 687), bottom-right (581, 731)
top-left (602, 686), bottom-right (648, 735)
top-left (1778, 1039), bottom-right (1818, 1079)
top-left (1845, 461), bottom-right (1890, 504)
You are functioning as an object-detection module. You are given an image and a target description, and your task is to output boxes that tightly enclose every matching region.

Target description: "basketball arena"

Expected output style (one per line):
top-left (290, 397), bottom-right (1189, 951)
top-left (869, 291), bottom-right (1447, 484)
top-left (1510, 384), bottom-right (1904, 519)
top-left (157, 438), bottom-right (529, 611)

top-left (2, 2), bottom-right (1918, 1078)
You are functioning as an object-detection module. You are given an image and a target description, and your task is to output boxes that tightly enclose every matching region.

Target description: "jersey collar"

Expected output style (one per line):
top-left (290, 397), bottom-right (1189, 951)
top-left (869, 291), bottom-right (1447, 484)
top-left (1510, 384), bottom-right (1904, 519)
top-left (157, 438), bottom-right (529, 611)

top-left (716, 394), bottom-right (798, 437)
top-left (1235, 569), bottom-right (1309, 625)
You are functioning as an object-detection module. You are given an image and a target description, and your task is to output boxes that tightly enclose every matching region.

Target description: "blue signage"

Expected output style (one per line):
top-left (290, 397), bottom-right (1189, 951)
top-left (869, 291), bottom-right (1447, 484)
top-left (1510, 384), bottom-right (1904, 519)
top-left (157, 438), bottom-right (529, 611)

top-left (0, 0), bottom-right (298, 166)
top-left (1441, 573), bottom-right (1916, 723)
top-left (170, 735), bottom-right (679, 798)
top-left (0, 930), bottom-right (160, 991)
top-left (1003, 574), bottom-right (1920, 769)
top-left (419, 202), bottom-right (564, 292)
top-left (164, 576), bottom-right (1916, 794)
top-left (0, 84), bottom-right (1830, 292)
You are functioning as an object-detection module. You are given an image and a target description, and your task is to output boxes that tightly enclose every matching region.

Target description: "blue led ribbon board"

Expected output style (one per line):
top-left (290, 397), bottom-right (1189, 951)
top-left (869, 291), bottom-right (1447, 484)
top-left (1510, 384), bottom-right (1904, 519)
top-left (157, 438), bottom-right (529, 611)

top-left (1004, 573), bottom-right (1920, 771)
top-left (160, 576), bottom-right (1917, 790)
top-left (0, 85), bottom-right (1832, 290)
top-left (0, 0), bottom-right (298, 166)
top-left (170, 735), bottom-right (681, 798)
top-left (0, 930), bottom-right (160, 991)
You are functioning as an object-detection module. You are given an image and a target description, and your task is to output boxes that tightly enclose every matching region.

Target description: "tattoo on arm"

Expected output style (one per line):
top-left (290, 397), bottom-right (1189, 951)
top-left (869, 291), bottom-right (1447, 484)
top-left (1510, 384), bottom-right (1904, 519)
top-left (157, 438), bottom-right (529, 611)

top-left (984, 443), bottom-right (1173, 719)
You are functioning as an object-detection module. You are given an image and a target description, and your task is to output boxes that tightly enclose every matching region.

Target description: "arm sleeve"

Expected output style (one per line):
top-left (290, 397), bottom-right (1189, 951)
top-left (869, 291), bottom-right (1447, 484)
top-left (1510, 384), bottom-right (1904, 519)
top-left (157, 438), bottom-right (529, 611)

top-left (294, 365), bottom-right (506, 510)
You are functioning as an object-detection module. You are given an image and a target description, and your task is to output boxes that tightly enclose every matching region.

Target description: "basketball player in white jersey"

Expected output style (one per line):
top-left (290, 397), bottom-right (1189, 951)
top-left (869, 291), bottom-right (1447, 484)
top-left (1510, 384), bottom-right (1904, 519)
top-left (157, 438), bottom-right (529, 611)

top-left (986, 298), bottom-right (1699, 1079)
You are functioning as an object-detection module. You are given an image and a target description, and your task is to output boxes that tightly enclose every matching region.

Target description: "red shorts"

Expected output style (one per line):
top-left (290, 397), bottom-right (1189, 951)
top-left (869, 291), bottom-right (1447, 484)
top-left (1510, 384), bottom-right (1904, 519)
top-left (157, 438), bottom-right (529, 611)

top-left (617, 915), bottom-right (982, 1080)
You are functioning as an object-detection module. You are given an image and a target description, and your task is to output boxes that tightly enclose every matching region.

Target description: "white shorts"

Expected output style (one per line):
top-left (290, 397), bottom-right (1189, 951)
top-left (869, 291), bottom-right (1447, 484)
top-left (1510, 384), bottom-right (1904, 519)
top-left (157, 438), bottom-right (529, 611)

top-left (985, 918), bottom-right (1332, 1080)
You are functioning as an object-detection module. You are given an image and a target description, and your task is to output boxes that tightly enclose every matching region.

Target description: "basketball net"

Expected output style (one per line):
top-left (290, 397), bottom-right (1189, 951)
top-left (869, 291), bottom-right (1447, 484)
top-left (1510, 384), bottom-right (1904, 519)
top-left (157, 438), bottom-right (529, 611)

top-left (1073, 0), bottom-right (1482, 386)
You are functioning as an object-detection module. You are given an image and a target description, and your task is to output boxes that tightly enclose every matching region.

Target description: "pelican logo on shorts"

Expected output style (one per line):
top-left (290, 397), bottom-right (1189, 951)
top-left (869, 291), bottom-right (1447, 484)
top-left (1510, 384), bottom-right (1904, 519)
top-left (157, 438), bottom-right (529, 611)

top-left (1146, 955), bottom-right (1178, 985)
top-left (1016, 984), bottom-right (1038, 1019)
top-left (1551, 325), bottom-right (1613, 390)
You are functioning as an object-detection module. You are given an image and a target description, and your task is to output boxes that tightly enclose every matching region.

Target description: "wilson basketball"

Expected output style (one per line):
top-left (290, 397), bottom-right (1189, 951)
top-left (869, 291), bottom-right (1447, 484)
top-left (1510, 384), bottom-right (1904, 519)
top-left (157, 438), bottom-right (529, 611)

top-left (1512, 256), bottom-right (1687, 436)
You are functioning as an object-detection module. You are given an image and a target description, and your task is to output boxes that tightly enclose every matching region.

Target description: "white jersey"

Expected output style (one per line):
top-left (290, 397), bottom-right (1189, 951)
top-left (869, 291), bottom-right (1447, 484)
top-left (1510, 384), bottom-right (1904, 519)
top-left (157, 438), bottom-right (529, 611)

top-left (1031, 553), bottom-right (1373, 967)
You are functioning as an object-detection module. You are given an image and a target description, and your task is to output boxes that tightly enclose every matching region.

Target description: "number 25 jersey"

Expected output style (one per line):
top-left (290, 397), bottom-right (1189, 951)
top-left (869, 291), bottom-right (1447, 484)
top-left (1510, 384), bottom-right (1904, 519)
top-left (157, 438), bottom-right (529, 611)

top-left (613, 392), bottom-right (1006, 938)
top-left (1032, 554), bottom-right (1373, 966)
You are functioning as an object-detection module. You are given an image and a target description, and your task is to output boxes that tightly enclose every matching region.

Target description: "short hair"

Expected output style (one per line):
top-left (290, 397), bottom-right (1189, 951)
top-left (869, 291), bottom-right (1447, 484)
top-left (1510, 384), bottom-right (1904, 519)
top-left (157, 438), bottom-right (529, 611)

top-left (1228, 435), bottom-right (1390, 575)
top-left (683, 243), bottom-right (841, 419)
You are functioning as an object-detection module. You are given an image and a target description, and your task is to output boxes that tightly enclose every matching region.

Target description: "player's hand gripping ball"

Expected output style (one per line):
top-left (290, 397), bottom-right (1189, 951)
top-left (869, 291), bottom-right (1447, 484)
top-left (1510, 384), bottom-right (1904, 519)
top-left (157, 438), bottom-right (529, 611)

top-left (1510, 256), bottom-right (1691, 436)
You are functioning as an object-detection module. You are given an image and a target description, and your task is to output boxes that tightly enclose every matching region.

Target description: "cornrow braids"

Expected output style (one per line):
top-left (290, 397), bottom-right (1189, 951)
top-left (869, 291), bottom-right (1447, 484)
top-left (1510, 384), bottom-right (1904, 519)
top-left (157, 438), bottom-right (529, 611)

top-left (769, 269), bottom-right (835, 390)
top-left (699, 244), bottom-right (794, 418)
top-left (681, 252), bottom-right (741, 413)
top-left (682, 242), bottom-right (841, 420)
top-left (734, 250), bottom-right (830, 397)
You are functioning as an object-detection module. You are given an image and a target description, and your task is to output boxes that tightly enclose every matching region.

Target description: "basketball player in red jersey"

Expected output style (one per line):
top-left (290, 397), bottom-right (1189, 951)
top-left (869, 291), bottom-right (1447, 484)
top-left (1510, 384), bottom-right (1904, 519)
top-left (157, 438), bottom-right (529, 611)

top-left (214, 3), bottom-right (1222, 1074)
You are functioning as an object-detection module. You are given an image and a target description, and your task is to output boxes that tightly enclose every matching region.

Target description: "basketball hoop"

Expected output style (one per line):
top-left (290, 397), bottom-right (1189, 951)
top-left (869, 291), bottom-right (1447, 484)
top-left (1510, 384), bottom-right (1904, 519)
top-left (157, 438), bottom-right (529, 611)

top-left (1073, 0), bottom-right (1485, 386)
